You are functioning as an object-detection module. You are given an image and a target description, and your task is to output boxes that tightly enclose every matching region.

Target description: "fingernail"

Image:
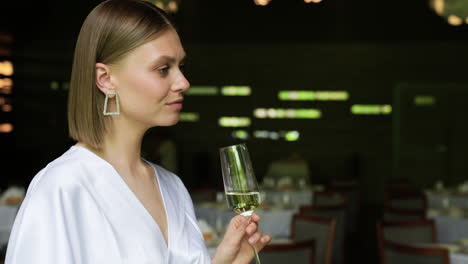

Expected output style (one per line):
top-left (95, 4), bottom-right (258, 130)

top-left (249, 237), bottom-right (257, 244)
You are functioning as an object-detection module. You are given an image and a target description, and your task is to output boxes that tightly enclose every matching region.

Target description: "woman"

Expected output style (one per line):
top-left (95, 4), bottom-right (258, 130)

top-left (5, 0), bottom-right (271, 263)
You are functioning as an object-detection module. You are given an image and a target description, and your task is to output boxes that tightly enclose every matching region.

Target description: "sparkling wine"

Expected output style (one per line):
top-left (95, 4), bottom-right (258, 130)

top-left (225, 191), bottom-right (261, 213)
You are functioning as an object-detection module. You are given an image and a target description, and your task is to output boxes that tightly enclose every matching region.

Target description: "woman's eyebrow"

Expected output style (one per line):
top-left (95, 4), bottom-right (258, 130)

top-left (151, 54), bottom-right (186, 66)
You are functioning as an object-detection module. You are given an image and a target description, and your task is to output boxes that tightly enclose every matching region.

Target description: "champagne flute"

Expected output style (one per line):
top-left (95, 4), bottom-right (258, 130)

top-left (219, 143), bottom-right (262, 264)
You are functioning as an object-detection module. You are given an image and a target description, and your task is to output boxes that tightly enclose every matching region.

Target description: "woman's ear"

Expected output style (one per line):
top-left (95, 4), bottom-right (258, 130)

top-left (95, 62), bottom-right (115, 95)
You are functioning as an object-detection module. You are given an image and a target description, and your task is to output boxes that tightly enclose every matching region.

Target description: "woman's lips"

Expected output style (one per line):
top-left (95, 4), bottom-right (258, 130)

top-left (167, 99), bottom-right (183, 110)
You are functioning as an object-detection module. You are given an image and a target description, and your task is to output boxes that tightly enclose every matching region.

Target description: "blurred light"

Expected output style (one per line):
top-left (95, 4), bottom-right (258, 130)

top-left (305, 0), bottom-right (322, 3)
top-left (0, 78), bottom-right (13, 87)
top-left (232, 130), bottom-right (249, 140)
top-left (0, 123), bottom-right (13, 133)
top-left (285, 131), bottom-right (300, 141)
top-left (254, 130), bottom-right (269, 139)
top-left (278, 90), bottom-right (349, 101)
top-left (448, 15), bottom-right (463, 26)
top-left (254, 130), bottom-right (300, 141)
top-left (179, 112), bottom-right (200, 122)
top-left (0, 61), bottom-right (14, 76)
top-left (219, 117), bottom-right (251, 127)
top-left (254, 108), bottom-right (267, 118)
top-left (351, 104), bottom-right (392, 115)
top-left (254, 108), bottom-right (321, 119)
top-left (151, 0), bottom-right (180, 13)
top-left (155, 1), bottom-right (164, 9)
top-left (50, 81), bottom-right (60, 91)
top-left (167, 1), bottom-right (178, 12)
top-left (431, 0), bottom-right (444, 15)
top-left (254, 0), bottom-right (271, 6)
top-left (2, 104), bottom-right (12, 112)
top-left (414, 95), bottom-right (436, 106)
top-left (0, 78), bottom-right (13, 94)
top-left (185, 86), bottom-right (218, 96)
top-left (221, 86), bottom-right (251, 96)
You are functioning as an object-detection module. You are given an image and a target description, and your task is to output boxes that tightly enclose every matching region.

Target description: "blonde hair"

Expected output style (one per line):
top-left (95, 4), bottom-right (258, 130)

top-left (68, 0), bottom-right (174, 149)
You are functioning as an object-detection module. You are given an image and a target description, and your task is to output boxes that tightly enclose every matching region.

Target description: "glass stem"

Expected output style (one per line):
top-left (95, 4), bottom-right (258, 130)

top-left (241, 211), bottom-right (261, 264)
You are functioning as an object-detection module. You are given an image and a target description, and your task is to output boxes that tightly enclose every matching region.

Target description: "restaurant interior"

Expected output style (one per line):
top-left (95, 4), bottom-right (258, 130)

top-left (1, 0), bottom-right (468, 263)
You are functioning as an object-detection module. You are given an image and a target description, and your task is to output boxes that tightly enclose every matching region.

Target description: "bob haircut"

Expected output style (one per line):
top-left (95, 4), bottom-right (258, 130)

top-left (68, 0), bottom-right (174, 149)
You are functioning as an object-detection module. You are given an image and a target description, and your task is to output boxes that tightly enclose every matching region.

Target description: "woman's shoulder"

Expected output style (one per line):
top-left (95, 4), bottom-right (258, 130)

top-left (29, 146), bottom-right (107, 193)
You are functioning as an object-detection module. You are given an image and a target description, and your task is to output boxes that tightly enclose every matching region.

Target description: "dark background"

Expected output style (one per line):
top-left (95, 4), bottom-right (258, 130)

top-left (1, 0), bottom-right (467, 206)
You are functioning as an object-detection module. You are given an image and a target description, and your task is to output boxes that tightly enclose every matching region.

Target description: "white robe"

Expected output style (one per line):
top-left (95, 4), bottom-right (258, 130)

top-left (6, 145), bottom-right (211, 264)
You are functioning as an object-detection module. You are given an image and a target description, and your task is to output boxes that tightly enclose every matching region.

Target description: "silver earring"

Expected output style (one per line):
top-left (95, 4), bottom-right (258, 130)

top-left (103, 91), bottom-right (120, 116)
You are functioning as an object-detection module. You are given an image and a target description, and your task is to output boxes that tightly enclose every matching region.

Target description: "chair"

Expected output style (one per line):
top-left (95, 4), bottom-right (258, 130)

top-left (382, 207), bottom-right (426, 222)
top-left (382, 240), bottom-right (449, 264)
top-left (254, 239), bottom-right (316, 264)
top-left (377, 220), bottom-right (438, 264)
top-left (300, 205), bottom-right (346, 264)
top-left (291, 214), bottom-right (336, 264)
top-left (384, 192), bottom-right (427, 211)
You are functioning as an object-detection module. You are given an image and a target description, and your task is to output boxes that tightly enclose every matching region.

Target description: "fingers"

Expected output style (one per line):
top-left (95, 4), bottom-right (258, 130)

top-left (246, 222), bottom-right (257, 235)
top-left (253, 234), bottom-right (272, 251)
top-left (250, 212), bottom-right (261, 223)
top-left (248, 229), bottom-right (262, 244)
top-left (223, 215), bottom-right (248, 245)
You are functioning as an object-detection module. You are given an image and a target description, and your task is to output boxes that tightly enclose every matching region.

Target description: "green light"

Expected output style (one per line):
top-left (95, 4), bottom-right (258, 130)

top-left (221, 86), bottom-right (251, 96)
top-left (253, 108), bottom-right (321, 119)
top-left (232, 130), bottom-right (249, 140)
top-left (179, 112), bottom-right (200, 122)
top-left (185, 86), bottom-right (218, 96)
top-left (254, 130), bottom-right (269, 138)
top-left (219, 117), bottom-right (251, 127)
top-left (278, 90), bottom-right (349, 101)
top-left (254, 130), bottom-right (300, 141)
top-left (285, 131), bottom-right (300, 141)
top-left (50, 81), bottom-right (59, 91)
top-left (414, 96), bottom-right (436, 106)
top-left (351, 104), bottom-right (392, 115)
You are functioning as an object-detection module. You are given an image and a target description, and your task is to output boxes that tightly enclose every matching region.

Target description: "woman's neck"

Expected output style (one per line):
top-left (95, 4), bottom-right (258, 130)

top-left (78, 118), bottom-right (150, 181)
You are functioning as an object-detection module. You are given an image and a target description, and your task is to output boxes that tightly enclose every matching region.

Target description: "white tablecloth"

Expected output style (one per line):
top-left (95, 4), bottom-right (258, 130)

top-left (427, 192), bottom-right (468, 209)
top-left (0, 206), bottom-right (19, 246)
top-left (452, 252), bottom-right (468, 264)
top-left (263, 190), bottom-right (313, 207)
top-left (429, 215), bottom-right (468, 244)
top-left (195, 205), bottom-right (298, 239)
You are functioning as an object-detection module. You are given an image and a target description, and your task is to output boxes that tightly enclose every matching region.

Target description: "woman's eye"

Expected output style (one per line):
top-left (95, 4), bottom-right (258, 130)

top-left (157, 66), bottom-right (170, 75)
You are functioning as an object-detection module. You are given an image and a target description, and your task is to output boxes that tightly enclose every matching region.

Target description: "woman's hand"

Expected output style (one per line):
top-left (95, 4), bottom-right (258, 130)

top-left (212, 212), bottom-right (271, 264)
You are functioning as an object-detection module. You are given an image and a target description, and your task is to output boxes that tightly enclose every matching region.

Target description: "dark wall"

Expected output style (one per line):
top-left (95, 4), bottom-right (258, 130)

top-left (1, 0), bottom-right (468, 205)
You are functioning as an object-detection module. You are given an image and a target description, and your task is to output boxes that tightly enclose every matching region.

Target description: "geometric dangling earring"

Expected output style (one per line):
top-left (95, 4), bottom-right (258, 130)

top-left (103, 91), bottom-right (120, 116)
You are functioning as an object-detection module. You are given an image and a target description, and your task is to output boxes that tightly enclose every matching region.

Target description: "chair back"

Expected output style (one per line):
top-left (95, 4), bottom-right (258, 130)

top-left (291, 214), bottom-right (336, 264)
top-left (383, 207), bottom-right (426, 222)
top-left (300, 205), bottom-right (346, 264)
top-left (377, 220), bottom-right (437, 263)
top-left (255, 239), bottom-right (315, 264)
top-left (384, 193), bottom-right (427, 211)
top-left (382, 240), bottom-right (449, 264)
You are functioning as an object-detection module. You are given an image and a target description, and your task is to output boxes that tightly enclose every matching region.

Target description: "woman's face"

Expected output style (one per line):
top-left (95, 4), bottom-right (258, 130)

top-left (110, 29), bottom-right (189, 128)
